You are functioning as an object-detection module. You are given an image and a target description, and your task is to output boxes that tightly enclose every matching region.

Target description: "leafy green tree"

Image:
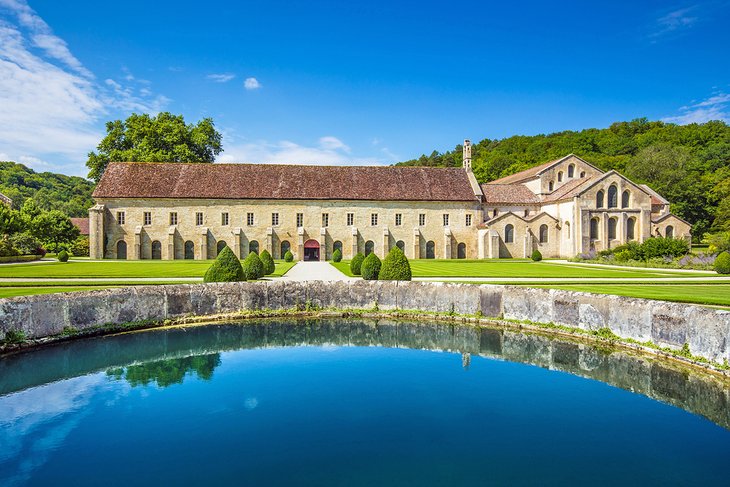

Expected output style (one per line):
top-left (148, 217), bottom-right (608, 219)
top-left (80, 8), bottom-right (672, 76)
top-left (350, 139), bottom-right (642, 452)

top-left (259, 249), bottom-right (276, 275)
top-left (29, 210), bottom-right (79, 252)
top-left (107, 353), bottom-right (221, 388)
top-left (242, 251), bottom-right (265, 280)
top-left (0, 205), bottom-right (22, 234)
top-left (361, 253), bottom-right (382, 280)
top-left (378, 246), bottom-right (411, 280)
top-left (332, 248), bottom-right (342, 262)
top-left (86, 112), bottom-right (223, 182)
top-left (350, 252), bottom-right (365, 275)
top-left (204, 246), bottom-right (245, 282)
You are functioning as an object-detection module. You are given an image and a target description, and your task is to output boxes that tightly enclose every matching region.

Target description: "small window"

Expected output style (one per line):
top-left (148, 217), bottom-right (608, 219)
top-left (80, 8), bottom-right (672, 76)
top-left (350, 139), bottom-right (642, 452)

top-left (247, 213), bottom-right (254, 226)
top-left (608, 185), bottom-right (618, 208)
top-left (169, 212), bottom-right (178, 225)
top-left (143, 211), bottom-right (151, 226)
top-left (590, 218), bottom-right (599, 240)
top-left (322, 213), bottom-right (329, 227)
top-left (442, 214), bottom-right (449, 227)
top-left (568, 164), bottom-right (575, 178)
top-left (272, 212), bottom-right (279, 226)
top-left (116, 211), bottom-right (125, 225)
top-left (548, 181), bottom-right (554, 191)
top-left (465, 214), bottom-right (472, 227)
top-left (347, 213), bottom-right (354, 226)
top-left (622, 190), bottom-right (630, 209)
top-left (196, 212), bottom-right (203, 226)
top-left (365, 240), bottom-right (375, 256)
top-left (580, 171), bottom-right (586, 178)
top-left (492, 209), bottom-right (498, 217)
top-left (524, 209), bottom-right (529, 217)
top-left (296, 213), bottom-right (304, 228)
top-left (505, 224), bottom-right (514, 243)
top-left (627, 217), bottom-right (636, 240)
top-left (395, 213), bottom-right (402, 226)
top-left (608, 217), bottom-right (617, 240)
top-left (221, 212), bottom-right (229, 226)
top-left (371, 213), bottom-right (378, 226)
top-left (419, 214), bottom-right (426, 226)
top-left (666, 226), bottom-right (674, 238)
top-left (596, 190), bottom-right (605, 208)
top-left (539, 224), bottom-right (548, 243)
top-left (557, 171), bottom-right (563, 182)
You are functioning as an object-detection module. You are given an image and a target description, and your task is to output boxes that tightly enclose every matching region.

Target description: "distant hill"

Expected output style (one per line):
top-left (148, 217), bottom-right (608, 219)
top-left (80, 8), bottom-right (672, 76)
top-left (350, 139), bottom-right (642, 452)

top-left (397, 119), bottom-right (730, 236)
top-left (0, 161), bottom-right (95, 218)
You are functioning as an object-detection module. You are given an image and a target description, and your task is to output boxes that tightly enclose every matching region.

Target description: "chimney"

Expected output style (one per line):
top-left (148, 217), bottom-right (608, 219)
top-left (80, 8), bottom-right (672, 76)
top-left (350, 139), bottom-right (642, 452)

top-left (463, 139), bottom-right (472, 171)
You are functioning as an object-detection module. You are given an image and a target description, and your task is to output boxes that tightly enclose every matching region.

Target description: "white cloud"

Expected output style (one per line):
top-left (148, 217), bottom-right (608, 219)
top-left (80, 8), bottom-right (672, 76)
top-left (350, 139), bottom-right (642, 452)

top-left (649, 6), bottom-right (699, 41)
top-left (318, 136), bottom-right (350, 152)
top-left (244, 77), bottom-right (261, 90)
top-left (662, 92), bottom-right (730, 124)
top-left (207, 73), bottom-right (235, 83)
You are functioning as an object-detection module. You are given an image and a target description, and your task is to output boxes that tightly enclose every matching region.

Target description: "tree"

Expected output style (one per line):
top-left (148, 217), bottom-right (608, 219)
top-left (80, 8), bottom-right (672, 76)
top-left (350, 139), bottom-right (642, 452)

top-left (361, 253), bottom-right (382, 280)
top-left (378, 246), bottom-right (411, 281)
top-left (29, 210), bottom-right (79, 252)
top-left (0, 205), bottom-right (22, 235)
top-left (259, 249), bottom-right (275, 275)
top-left (203, 246), bottom-right (244, 282)
top-left (242, 251), bottom-right (265, 280)
top-left (86, 112), bottom-right (223, 182)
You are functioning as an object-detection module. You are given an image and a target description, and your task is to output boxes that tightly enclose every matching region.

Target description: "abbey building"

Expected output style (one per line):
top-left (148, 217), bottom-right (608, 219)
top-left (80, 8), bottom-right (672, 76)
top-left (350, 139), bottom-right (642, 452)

top-left (89, 141), bottom-right (690, 260)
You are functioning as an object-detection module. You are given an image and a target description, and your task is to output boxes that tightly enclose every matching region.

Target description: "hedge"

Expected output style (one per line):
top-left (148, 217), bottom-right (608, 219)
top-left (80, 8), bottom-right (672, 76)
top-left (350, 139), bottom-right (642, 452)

top-left (361, 253), bottom-right (381, 280)
top-left (350, 252), bottom-right (365, 275)
top-left (716, 251), bottom-right (730, 274)
top-left (378, 246), bottom-right (411, 281)
top-left (531, 249), bottom-right (542, 262)
top-left (242, 251), bottom-right (265, 280)
top-left (332, 249), bottom-right (342, 263)
top-left (284, 250), bottom-right (294, 262)
top-left (57, 250), bottom-right (69, 263)
top-left (203, 246), bottom-right (244, 282)
top-left (259, 249), bottom-right (276, 275)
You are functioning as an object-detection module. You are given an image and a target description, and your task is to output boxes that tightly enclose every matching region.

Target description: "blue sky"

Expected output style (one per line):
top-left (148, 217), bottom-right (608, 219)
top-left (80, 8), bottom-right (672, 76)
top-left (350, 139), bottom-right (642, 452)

top-left (0, 0), bottom-right (728, 177)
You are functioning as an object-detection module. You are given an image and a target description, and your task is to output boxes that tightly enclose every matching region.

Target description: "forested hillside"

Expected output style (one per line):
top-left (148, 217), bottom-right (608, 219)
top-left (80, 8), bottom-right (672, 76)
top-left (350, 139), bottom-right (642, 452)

top-left (0, 161), bottom-right (94, 218)
top-left (397, 119), bottom-right (730, 237)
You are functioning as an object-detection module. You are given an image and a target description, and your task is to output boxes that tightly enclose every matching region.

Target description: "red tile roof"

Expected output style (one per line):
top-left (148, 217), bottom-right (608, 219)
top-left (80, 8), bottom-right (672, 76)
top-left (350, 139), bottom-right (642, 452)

top-left (488, 159), bottom-right (559, 184)
top-left (543, 177), bottom-right (593, 202)
top-left (70, 217), bottom-right (89, 235)
top-left (480, 184), bottom-right (540, 204)
top-left (93, 162), bottom-right (478, 202)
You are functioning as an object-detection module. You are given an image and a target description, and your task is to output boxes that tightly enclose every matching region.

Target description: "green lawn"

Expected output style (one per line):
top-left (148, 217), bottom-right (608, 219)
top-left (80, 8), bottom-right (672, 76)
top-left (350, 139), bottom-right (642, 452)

top-left (530, 284), bottom-right (730, 308)
top-left (0, 286), bottom-right (115, 298)
top-left (331, 259), bottom-right (715, 279)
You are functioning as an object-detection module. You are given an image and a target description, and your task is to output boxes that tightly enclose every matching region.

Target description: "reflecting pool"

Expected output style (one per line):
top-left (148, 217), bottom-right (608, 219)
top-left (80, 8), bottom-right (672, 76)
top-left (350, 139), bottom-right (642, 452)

top-left (1, 319), bottom-right (729, 486)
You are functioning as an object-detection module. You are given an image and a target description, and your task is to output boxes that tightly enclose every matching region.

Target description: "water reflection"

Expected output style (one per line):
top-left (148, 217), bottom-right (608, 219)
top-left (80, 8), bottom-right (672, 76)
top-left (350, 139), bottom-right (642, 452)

top-left (1, 318), bottom-right (728, 429)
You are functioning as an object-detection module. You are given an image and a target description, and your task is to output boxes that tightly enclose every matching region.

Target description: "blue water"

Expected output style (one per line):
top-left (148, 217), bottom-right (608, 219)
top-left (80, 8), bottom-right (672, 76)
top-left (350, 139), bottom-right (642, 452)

top-left (1, 320), bottom-right (729, 486)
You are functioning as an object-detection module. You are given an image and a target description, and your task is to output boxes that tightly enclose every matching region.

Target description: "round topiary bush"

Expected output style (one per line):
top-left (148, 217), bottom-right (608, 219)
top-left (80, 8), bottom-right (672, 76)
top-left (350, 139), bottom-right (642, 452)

top-left (378, 246), bottom-right (411, 281)
top-left (242, 251), bottom-right (265, 280)
top-left (361, 253), bottom-right (381, 280)
top-left (531, 249), bottom-right (542, 262)
top-left (204, 246), bottom-right (244, 282)
top-left (332, 249), bottom-right (342, 263)
top-left (57, 250), bottom-right (69, 263)
top-left (350, 252), bottom-right (365, 275)
top-left (259, 249), bottom-right (276, 275)
top-left (284, 250), bottom-right (294, 262)
top-left (715, 251), bottom-right (730, 274)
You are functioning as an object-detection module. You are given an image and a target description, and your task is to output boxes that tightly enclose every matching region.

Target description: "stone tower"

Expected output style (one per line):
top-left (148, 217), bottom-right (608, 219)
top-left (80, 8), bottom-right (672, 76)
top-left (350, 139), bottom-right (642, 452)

top-left (463, 139), bottom-right (472, 171)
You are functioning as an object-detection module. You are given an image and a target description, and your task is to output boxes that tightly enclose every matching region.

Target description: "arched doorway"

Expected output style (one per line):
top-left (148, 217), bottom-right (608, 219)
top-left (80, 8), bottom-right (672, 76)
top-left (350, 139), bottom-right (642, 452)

top-left (304, 239), bottom-right (320, 261)
top-left (280, 240), bottom-right (290, 257)
top-left (184, 240), bottom-right (194, 259)
top-left (333, 240), bottom-right (343, 256)
top-left (217, 240), bottom-right (227, 256)
top-left (457, 243), bottom-right (466, 259)
top-left (116, 240), bottom-right (127, 260)
top-left (249, 240), bottom-right (259, 255)
top-left (426, 241), bottom-right (435, 259)
top-left (151, 240), bottom-right (162, 260)
top-left (666, 226), bottom-right (674, 238)
top-left (365, 240), bottom-right (375, 256)
top-left (396, 240), bottom-right (405, 252)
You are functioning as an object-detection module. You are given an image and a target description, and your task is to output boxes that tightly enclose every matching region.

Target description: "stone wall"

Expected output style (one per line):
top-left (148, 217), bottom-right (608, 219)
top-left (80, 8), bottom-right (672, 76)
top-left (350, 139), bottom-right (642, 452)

top-left (1, 281), bottom-right (729, 363)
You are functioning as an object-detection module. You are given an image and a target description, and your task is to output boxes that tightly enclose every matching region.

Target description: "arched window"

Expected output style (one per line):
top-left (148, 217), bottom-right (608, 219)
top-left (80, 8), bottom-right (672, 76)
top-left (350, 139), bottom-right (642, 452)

top-left (184, 240), bottom-right (194, 259)
top-left (426, 241), bottom-right (435, 259)
top-left (666, 226), bottom-right (674, 238)
top-left (249, 240), bottom-right (259, 255)
top-left (590, 218), bottom-right (599, 240)
top-left (116, 240), bottom-right (127, 260)
top-left (622, 190), bottom-right (630, 209)
top-left (580, 171), bottom-right (586, 178)
top-left (608, 218), bottom-right (617, 240)
top-left (539, 224), bottom-right (548, 243)
top-left (608, 185), bottom-right (618, 208)
top-left (457, 243), bottom-right (466, 259)
top-left (151, 240), bottom-right (162, 260)
top-left (365, 240), bottom-right (375, 256)
top-left (492, 209), bottom-right (499, 217)
top-left (557, 171), bottom-right (563, 182)
top-left (564, 221), bottom-right (571, 240)
top-left (548, 181), bottom-right (554, 191)
top-left (396, 240), bottom-right (405, 251)
top-left (596, 190), bottom-right (604, 208)
top-left (280, 240), bottom-right (290, 257)
top-left (568, 164), bottom-right (575, 178)
top-left (626, 218), bottom-right (636, 240)
top-left (216, 240), bottom-right (227, 256)
top-left (333, 240), bottom-right (343, 255)
top-left (505, 224), bottom-right (514, 243)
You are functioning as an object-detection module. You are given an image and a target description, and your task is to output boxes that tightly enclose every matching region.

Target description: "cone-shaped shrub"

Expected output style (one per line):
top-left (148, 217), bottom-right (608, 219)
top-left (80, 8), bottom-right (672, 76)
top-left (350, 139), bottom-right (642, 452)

top-left (361, 253), bottom-right (381, 280)
top-left (531, 249), bottom-right (543, 262)
top-left (242, 251), bottom-right (265, 280)
top-left (57, 250), bottom-right (69, 262)
top-left (715, 251), bottom-right (730, 274)
top-left (259, 249), bottom-right (276, 275)
top-left (284, 250), bottom-right (294, 262)
top-left (204, 246), bottom-right (244, 282)
top-left (350, 252), bottom-right (365, 275)
top-left (332, 249), bottom-right (342, 262)
top-left (378, 246), bottom-right (411, 281)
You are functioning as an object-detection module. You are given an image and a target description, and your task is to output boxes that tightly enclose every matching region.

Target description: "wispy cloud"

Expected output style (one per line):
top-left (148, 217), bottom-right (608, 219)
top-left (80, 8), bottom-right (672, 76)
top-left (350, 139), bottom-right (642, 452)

top-left (662, 92), bottom-right (730, 124)
top-left (244, 77), bottom-right (261, 90)
top-left (206, 73), bottom-right (235, 83)
top-left (649, 6), bottom-right (699, 41)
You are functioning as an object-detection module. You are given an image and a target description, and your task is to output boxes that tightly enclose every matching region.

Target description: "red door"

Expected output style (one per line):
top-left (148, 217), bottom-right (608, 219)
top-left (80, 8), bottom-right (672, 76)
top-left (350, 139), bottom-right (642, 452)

top-left (304, 239), bottom-right (320, 261)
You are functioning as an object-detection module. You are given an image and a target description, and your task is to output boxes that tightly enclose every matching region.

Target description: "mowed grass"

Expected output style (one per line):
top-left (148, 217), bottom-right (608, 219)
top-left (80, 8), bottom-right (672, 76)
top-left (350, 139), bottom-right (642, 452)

top-left (0, 286), bottom-right (115, 298)
top-left (0, 259), bottom-right (296, 279)
top-left (530, 284), bottom-right (730, 308)
top-left (331, 259), bottom-right (713, 279)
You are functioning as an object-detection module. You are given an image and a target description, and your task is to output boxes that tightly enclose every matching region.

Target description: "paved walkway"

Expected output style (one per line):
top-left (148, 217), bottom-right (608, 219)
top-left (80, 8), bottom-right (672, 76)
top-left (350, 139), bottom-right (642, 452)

top-left (280, 262), bottom-right (357, 282)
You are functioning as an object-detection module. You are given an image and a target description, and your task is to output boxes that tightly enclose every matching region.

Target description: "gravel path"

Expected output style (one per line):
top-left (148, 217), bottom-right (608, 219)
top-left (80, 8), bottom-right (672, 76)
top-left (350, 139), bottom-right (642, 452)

top-left (279, 262), bottom-right (357, 282)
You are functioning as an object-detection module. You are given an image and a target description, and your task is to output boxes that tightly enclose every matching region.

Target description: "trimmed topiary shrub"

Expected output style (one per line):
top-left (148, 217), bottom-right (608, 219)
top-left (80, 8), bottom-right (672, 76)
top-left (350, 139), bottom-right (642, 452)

top-left (531, 249), bottom-right (542, 262)
top-left (242, 251), bottom-right (265, 280)
top-left (259, 249), bottom-right (275, 275)
top-left (284, 250), bottom-right (294, 262)
top-left (204, 246), bottom-right (244, 282)
top-left (350, 252), bottom-right (365, 275)
top-left (332, 249), bottom-right (342, 263)
top-left (361, 253), bottom-right (381, 280)
top-left (378, 246), bottom-right (411, 281)
top-left (641, 236), bottom-right (689, 259)
top-left (715, 251), bottom-right (730, 274)
top-left (57, 250), bottom-right (69, 263)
